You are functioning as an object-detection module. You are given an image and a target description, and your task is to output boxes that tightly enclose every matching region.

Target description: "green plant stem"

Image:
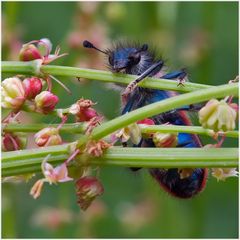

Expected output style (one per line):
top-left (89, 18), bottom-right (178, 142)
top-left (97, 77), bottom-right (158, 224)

top-left (139, 125), bottom-right (239, 138)
top-left (90, 83), bottom-right (238, 141)
top-left (2, 61), bottom-right (212, 92)
top-left (3, 123), bottom-right (87, 134)
top-left (3, 123), bottom-right (238, 139)
top-left (2, 146), bottom-right (238, 177)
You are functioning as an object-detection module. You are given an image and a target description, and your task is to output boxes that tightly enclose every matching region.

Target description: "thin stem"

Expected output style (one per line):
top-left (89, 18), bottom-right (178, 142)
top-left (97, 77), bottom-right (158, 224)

top-left (2, 146), bottom-right (238, 177)
top-left (3, 123), bottom-right (87, 134)
top-left (4, 123), bottom-right (238, 139)
top-left (91, 83), bottom-right (238, 141)
top-left (139, 125), bottom-right (239, 138)
top-left (2, 61), bottom-right (212, 92)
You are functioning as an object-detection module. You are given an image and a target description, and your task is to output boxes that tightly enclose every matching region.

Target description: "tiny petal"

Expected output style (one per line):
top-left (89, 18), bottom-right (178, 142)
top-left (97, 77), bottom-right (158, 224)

top-left (69, 103), bottom-right (80, 115)
top-left (38, 38), bottom-right (52, 56)
top-left (54, 164), bottom-right (73, 183)
top-left (30, 179), bottom-right (44, 199)
top-left (41, 157), bottom-right (73, 184)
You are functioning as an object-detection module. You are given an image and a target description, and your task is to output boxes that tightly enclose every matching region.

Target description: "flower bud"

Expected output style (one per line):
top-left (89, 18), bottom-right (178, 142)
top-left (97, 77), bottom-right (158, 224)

top-left (199, 99), bottom-right (237, 132)
top-left (19, 44), bottom-right (42, 61)
top-left (116, 123), bottom-right (142, 145)
top-left (75, 176), bottom-right (104, 210)
top-left (153, 132), bottom-right (178, 148)
top-left (2, 132), bottom-right (27, 151)
top-left (69, 99), bottom-right (98, 122)
top-left (137, 118), bottom-right (155, 125)
top-left (212, 168), bottom-right (238, 181)
top-left (137, 118), bottom-right (155, 138)
top-left (35, 127), bottom-right (62, 147)
top-left (35, 91), bottom-right (59, 114)
top-left (23, 77), bottom-right (42, 99)
top-left (76, 108), bottom-right (98, 122)
top-left (1, 77), bottom-right (26, 110)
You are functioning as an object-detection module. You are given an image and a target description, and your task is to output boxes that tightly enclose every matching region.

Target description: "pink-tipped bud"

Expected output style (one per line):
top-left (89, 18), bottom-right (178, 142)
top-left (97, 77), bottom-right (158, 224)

top-left (75, 176), bottom-right (104, 210)
top-left (137, 118), bottom-right (155, 125)
top-left (35, 127), bottom-right (62, 147)
top-left (19, 44), bottom-right (42, 61)
top-left (153, 132), bottom-right (178, 148)
top-left (35, 91), bottom-right (59, 114)
top-left (23, 77), bottom-right (42, 99)
top-left (69, 98), bottom-right (98, 122)
top-left (2, 133), bottom-right (27, 151)
top-left (76, 108), bottom-right (98, 122)
top-left (1, 77), bottom-right (26, 110)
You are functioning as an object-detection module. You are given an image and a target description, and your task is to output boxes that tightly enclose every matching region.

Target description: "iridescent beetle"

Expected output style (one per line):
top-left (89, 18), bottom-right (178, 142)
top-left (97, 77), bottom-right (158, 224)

top-left (83, 40), bottom-right (208, 198)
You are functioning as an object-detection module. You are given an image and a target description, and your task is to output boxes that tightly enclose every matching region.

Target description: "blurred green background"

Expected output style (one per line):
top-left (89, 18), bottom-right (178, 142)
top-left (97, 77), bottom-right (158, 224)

top-left (2, 1), bottom-right (238, 238)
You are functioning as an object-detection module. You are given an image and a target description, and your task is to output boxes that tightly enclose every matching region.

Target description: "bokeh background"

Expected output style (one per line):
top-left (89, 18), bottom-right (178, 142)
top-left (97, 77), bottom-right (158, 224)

top-left (2, 1), bottom-right (238, 238)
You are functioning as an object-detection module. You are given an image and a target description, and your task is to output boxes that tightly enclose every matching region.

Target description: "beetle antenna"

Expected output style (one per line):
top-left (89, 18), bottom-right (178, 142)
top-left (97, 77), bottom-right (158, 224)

top-left (83, 40), bottom-right (108, 55)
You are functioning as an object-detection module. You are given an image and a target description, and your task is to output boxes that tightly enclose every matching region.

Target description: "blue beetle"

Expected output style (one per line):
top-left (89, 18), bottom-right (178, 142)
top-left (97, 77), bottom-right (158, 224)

top-left (83, 40), bottom-right (208, 198)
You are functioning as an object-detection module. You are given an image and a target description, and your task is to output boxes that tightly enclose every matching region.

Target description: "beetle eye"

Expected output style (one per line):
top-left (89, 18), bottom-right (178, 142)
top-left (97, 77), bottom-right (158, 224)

top-left (128, 54), bottom-right (140, 65)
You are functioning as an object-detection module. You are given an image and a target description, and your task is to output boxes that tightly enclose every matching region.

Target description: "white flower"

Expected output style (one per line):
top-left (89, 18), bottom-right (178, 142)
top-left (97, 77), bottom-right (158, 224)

top-left (212, 168), bottom-right (238, 181)
top-left (1, 77), bottom-right (26, 110)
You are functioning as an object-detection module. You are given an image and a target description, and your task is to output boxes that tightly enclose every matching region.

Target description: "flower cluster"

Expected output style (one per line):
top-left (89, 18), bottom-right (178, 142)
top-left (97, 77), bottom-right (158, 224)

top-left (199, 99), bottom-right (238, 132)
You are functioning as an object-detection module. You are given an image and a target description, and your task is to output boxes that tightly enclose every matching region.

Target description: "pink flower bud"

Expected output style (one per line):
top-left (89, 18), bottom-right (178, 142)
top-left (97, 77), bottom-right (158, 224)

top-left (1, 77), bottom-right (26, 110)
top-left (35, 127), bottom-right (62, 147)
top-left (75, 176), bottom-right (104, 210)
top-left (69, 98), bottom-right (98, 122)
top-left (76, 108), bottom-right (98, 122)
top-left (153, 132), bottom-right (178, 148)
top-left (137, 118), bottom-right (155, 125)
top-left (35, 91), bottom-right (59, 114)
top-left (23, 77), bottom-right (42, 99)
top-left (19, 44), bottom-right (42, 61)
top-left (2, 133), bottom-right (27, 151)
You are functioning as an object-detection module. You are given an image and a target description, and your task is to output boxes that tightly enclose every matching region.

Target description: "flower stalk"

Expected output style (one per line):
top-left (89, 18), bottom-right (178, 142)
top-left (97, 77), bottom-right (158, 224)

top-left (2, 145), bottom-right (238, 177)
top-left (1, 61), bottom-right (238, 179)
top-left (3, 123), bottom-right (238, 138)
top-left (2, 61), bottom-right (212, 93)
